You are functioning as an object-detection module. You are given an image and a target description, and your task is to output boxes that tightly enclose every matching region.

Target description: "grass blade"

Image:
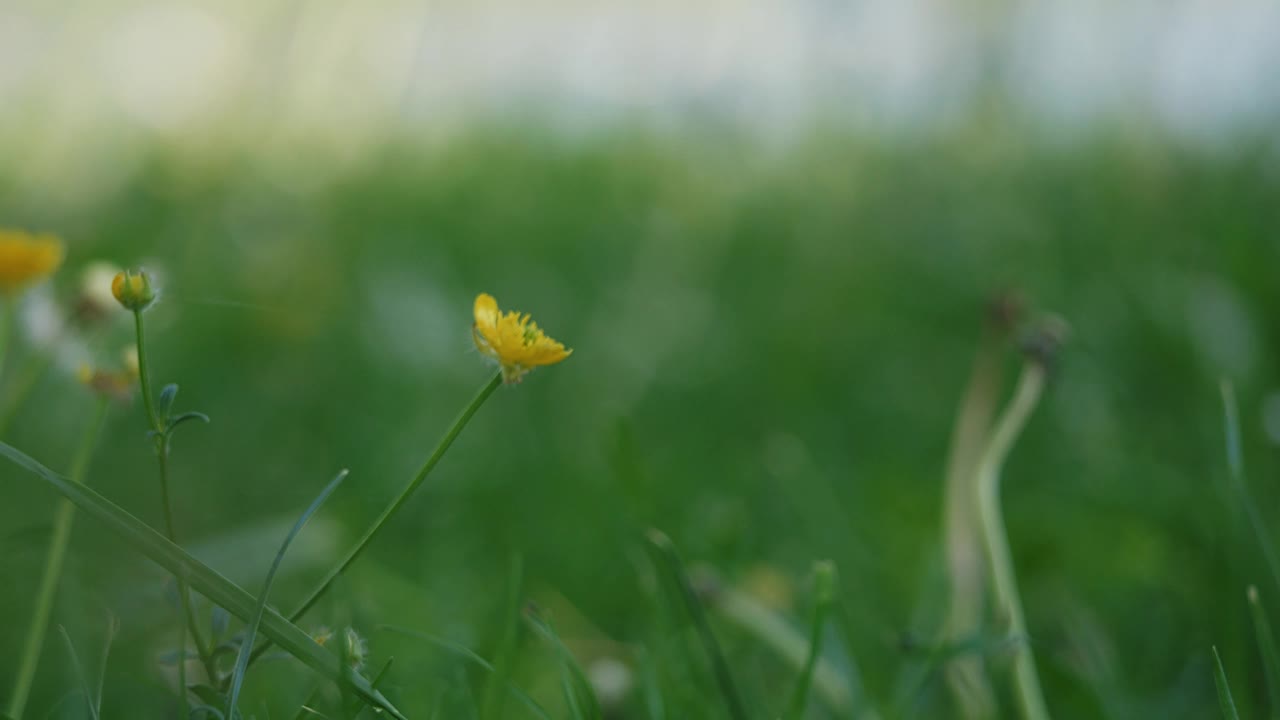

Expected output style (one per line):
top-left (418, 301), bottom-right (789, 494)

top-left (57, 626), bottom-right (99, 720)
top-left (645, 529), bottom-right (749, 720)
top-left (523, 606), bottom-right (601, 720)
top-left (379, 625), bottom-right (554, 720)
top-left (1213, 646), bottom-right (1242, 720)
top-left (227, 469), bottom-right (351, 716)
top-left (95, 612), bottom-right (120, 717)
top-left (481, 555), bottom-right (524, 720)
top-left (1221, 380), bottom-right (1280, 597)
top-left (784, 561), bottom-right (837, 720)
top-left (0, 440), bottom-right (406, 720)
top-left (1249, 586), bottom-right (1280, 719)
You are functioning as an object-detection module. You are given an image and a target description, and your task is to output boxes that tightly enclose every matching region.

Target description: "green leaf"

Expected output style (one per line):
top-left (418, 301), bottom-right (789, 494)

top-left (95, 613), bottom-right (120, 718)
top-left (0, 440), bottom-right (406, 720)
top-left (227, 469), bottom-right (349, 717)
top-left (644, 529), bottom-right (749, 720)
top-left (380, 625), bottom-right (553, 720)
top-left (58, 626), bottom-right (99, 720)
top-left (1213, 646), bottom-right (1242, 720)
top-left (168, 411), bottom-right (212, 434)
top-left (1249, 586), bottom-right (1280, 720)
top-left (523, 607), bottom-right (601, 720)
top-left (481, 556), bottom-right (524, 720)
top-left (158, 384), bottom-right (179, 421)
top-left (784, 560), bottom-right (837, 720)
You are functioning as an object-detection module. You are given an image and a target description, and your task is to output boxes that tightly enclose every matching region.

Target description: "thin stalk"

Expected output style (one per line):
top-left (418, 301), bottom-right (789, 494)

top-left (244, 372), bottom-right (502, 668)
top-left (0, 296), bottom-right (15, 393)
top-left (784, 561), bottom-right (837, 720)
top-left (0, 353), bottom-right (54, 436)
top-left (6, 398), bottom-right (109, 718)
top-left (645, 529), bottom-right (749, 720)
top-left (940, 311), bottom-right (1009, 719)
top-left (131, 309), bottom-right (217, 699)
top-left (1220, 380), bottom-right (1280, 598)
top-left (974, 363), bottom-right (1050, 720)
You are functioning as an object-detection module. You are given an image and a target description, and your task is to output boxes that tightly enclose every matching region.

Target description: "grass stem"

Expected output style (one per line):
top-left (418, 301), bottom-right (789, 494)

top-left (974, 362), bottom-right (1050, 720)
top-left (6, 397), bottom-right (109, 718)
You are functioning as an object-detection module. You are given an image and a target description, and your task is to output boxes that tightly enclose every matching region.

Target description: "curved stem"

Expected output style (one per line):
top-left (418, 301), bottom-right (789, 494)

top-left (241, 372), bottom-right (503, 670)
top-left (974, 363), bottom-right (1050, 720)
top-left (0, 297), bottom-right (16, 399)
top-left (132, 309), bottom-right (217, 700)
top-left (6, 398), bottom-right (110, 718)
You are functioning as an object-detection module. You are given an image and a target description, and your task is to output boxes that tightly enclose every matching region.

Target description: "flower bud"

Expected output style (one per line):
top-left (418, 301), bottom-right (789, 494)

top-left (111, 269), bottom-right (155, 311)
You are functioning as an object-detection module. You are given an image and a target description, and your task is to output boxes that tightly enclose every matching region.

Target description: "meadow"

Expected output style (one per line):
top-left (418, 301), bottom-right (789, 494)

top-left (0, 122), bottom-right (1278, 718)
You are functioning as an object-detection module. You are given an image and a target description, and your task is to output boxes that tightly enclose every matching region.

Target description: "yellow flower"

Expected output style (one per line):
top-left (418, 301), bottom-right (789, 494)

top-left (472, 293), bottom-right (571, 383)
top-left (0, 230), bottom-right (64, 296)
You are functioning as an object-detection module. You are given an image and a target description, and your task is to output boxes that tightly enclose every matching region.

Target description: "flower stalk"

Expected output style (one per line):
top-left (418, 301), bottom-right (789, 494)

top-left (128, 303), bottom-right (217, 705)
top-left (241, 371), bottom-right (503, 670)
top-left (6, 397), bottom-right (109, 718)
top-left (974, 360), bottom-right (1050, 720)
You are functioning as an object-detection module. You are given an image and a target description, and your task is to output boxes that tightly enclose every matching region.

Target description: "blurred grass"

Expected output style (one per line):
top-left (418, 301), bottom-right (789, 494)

top-left (0, 121), bottom-right (1278, 717)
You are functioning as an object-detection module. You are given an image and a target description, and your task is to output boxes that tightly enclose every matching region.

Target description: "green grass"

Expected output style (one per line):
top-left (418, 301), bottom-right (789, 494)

top-left (0, 121), bottom-right (1278, 717)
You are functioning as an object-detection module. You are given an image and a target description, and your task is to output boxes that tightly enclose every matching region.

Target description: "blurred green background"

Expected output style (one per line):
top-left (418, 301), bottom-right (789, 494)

top-left (2, 1), bottom-right (1280, 718)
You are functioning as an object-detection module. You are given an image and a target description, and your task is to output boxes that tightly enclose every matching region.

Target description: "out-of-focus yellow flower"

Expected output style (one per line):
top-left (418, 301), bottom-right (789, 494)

top-left (472, 292), bottom-right (571, 383)
top-left (0, 230), bottom-right (64, 296)
top-left (77, 346), bottom-right (142, 401)
top-left (111, 269), bottom-right (155, 311)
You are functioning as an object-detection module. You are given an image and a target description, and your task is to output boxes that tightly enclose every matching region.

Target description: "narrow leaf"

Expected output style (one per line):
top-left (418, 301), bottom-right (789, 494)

top-left (0, 440), bottom-right (405, 720)
top-left (380, 625), bottom-right (554, 720)
top-left (58, 626), bottom-right (99, 720)
top-left (227, 469), bottom-right (349, 716)
top-left (95, 613), bottom-right (120, 717)
top-left (158, 384), bottom-right (179, 421)
top-left (645, 529), bottom-right (749, 720)
top-left (524, 606), bottom-right (601, 720)
top-left (1249, 586), bottom-right (1280, 720)
top-left (784, 560), bottom-right (837, 720)
top-left (1213, 646), bottom-right (1242, 720)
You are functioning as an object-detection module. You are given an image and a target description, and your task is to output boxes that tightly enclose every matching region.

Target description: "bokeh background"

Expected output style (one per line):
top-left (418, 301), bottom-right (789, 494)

top-left (2, 0), bottom-right (1279, 717)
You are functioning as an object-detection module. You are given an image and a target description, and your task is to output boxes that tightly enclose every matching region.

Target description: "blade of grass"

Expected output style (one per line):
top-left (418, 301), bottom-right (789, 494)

top-left (57, 626), bottom-right (99, 720)
top-left (379, 625), bottom-right (554, 720)
top-left (0, 440), bottom-right (406, 720)
top-left (481, 556), bottom-right (524, 720)
top-left (645, 529), bottom-right (749, 720)
top-left (523, 606), bottom-right (601, 720)
top-left (784, 561), bottom-right (837, 720)
top-left (1221, 381), bottom-right (1280, 597)
top-left (7, 398), bottom-right (109, 719)
top-left (1213, 646), bottom-right (1242, 720)
top-left (95, 612), bottom-right (120, 718)
top-left (246, 372), bottom-right (502, 669)
top-left (1249, 586), bottom-right (1280, 720)
top-left (227, 469), bottom-right (350, 716)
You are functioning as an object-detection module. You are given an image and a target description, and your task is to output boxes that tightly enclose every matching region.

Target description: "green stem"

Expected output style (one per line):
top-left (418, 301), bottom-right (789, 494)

top-left (784, 561), bottom-right (837, 720)
top-left (0, 296), bottom-right (15, 397)
top-left (6, 398), bottom-right (110, 718)
top-left (974, 363), bottom-right (1050, 720)
top-left (132, 309), bottom-right (217, 704)
top-left (0, 353), bottom-right (54, 437)
top-left (243, 372), bottom-right (502, 669)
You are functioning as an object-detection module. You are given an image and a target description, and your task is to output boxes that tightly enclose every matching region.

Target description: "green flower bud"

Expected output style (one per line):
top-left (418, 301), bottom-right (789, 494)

top-left (111, 269), bottom-right (155, 311)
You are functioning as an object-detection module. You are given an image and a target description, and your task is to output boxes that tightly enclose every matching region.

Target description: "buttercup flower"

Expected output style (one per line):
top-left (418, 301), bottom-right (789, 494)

top-left (77, 346), bottom-right (142, 401)
top-left (0, 230), bottom-right (64, 296)
top-left (111, 269), bottom-right (155, 311)
top-left (472, 292), bottom-right (572, 383)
